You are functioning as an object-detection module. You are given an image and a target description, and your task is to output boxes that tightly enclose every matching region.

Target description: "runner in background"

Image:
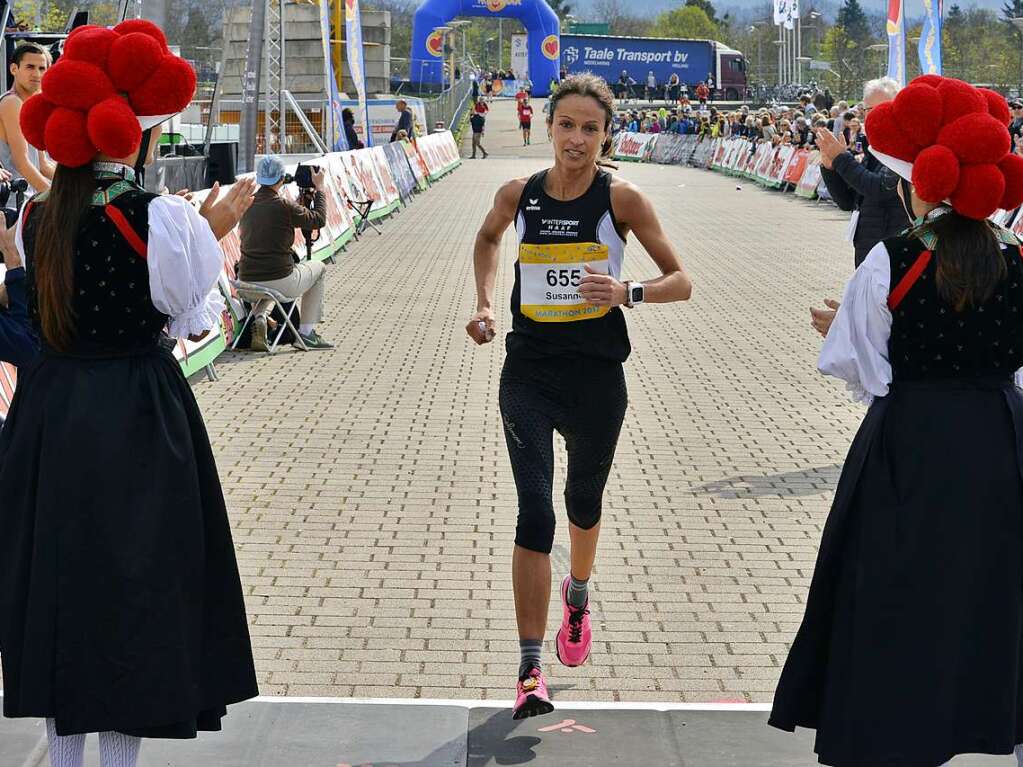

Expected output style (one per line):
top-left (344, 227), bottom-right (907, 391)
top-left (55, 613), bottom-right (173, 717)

top-left (466, 73), bottom-right (692, 720)
top-left (519, 100), bottom-right (534, 146)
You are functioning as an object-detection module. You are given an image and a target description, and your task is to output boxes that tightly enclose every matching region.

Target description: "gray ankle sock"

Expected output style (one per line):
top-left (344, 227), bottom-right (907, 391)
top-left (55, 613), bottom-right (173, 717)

top-left (567, 575), bottom-right (589, 608)
top-left (518, 639), bottom-right (543, 679)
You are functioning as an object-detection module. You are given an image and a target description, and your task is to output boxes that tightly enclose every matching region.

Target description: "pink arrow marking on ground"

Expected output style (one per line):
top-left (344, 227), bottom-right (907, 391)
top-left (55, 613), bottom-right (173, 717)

top-left (536, 719), bottom-right (597, 734)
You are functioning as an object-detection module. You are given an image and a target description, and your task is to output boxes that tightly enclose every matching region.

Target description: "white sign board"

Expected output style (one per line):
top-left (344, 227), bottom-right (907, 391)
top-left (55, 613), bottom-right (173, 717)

top-left (511, 34), bottom-right (529, 80)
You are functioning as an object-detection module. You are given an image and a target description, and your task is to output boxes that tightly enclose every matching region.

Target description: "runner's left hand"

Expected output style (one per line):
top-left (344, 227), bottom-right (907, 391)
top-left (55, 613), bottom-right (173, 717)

top-left (579, 264), bottom-right (627, 306)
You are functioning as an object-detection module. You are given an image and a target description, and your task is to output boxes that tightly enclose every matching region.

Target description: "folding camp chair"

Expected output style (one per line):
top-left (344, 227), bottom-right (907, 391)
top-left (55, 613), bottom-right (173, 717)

top-left (229, 279), bottom-right (308, 353)
top-left (346, 196), bottom-right (383, 238)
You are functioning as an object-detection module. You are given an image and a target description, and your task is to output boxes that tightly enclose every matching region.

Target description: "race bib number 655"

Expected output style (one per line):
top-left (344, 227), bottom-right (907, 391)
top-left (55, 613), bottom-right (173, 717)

top-left (519, 242), bottom-right (610, 323)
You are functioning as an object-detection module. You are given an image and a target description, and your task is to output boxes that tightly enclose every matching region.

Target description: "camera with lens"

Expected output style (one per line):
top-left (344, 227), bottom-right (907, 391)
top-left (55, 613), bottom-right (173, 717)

top-left (294, 163), bottom-right (319, 190)
top-left (290, 164), bottom-right (322, 261)
top-left (1, 178), bottom-right (29, 229)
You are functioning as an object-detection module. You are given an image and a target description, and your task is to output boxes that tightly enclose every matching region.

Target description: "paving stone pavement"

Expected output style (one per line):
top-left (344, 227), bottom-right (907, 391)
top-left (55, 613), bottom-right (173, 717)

top-left (127, 101), bottom-right (864, 709)
top-left (178, 99), bottom-right (866, 706)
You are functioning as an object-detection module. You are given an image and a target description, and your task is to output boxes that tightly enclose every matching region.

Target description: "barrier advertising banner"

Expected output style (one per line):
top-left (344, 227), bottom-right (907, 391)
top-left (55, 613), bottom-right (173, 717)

top-left (343, 150), bottom-right (388, 212)
top-left (765, 146), bottom-right (796, 188)
top-left (370, 146), bottom-right (401, 205)
top-left (402, 140), bottom-right (430, 187)
top-left (383, 141), bottom-right (417, 202)
top-left (784, 148), bottom-right (812, 185)
top-left (0, 361), bottom-right (16, 421)
top-left (613, 132), bottom-right (658, 162)
top-left (796, 155), bottom-right (822, 198)
top-left (754, 145), bottom-right (777, 180)
top-left (650, 134), bottom-right (691, 165)
top-left (689, 138), bottom-right (715, 167)
top-left (711, 139), bottom-right (726, 168)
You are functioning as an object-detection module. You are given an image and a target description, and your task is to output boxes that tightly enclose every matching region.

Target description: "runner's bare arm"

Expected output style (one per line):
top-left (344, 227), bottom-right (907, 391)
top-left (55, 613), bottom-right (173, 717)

top-left (611, 179), bottom-right (692, 303)
top-left (466, 178), bottom-right (525, 344)
top-left (473, 178), bottom-right (524, 312)
top-left (0, 98), bottom-right (49, 191)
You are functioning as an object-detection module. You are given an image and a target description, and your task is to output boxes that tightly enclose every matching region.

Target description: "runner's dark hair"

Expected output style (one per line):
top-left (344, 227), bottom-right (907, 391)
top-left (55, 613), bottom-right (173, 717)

top-left (547, 73), bottom-right (618, 168)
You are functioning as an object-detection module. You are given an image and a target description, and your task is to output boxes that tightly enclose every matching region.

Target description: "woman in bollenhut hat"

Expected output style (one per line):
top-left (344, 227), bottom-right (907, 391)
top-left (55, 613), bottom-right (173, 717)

top-left (0, 20), bottom-right (258, 767)
top-left (770, 75), bottom-right (1023, 766)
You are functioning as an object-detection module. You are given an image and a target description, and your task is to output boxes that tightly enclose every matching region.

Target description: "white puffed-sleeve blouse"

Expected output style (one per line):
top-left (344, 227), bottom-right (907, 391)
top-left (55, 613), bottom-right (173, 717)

top-left (15, 193), bottom-right (226, 339)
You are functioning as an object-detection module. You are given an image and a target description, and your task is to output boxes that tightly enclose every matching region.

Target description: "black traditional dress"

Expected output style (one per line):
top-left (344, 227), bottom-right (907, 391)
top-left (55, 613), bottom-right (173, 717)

top-left (0, 166), bottom-right (258, 737)
top-left (770, 220), bottom-right (1023, 766)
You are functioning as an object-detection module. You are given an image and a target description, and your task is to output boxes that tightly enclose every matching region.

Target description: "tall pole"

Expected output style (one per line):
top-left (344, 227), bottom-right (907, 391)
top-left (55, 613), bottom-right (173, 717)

top-left (797, 17), bottom-right (802, 84)
top-left (778, 24), bottom-right (783, 85)
top-left (498, 19), bottom-right (503, 71)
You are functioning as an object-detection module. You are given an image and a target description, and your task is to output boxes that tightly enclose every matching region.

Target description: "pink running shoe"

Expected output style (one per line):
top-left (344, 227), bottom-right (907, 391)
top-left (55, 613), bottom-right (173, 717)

top-left (513, 667), bottom-right (554, 720)
top-left (555, 576), bottom-right (592, 667)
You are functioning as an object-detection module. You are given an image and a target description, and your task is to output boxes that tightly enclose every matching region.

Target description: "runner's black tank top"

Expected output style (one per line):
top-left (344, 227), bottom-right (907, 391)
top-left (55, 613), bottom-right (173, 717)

top-left (506, 169), bottom-right (631, 362)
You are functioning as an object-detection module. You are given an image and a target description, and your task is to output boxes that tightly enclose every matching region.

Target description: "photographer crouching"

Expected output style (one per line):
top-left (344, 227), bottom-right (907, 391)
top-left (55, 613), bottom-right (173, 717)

top-left (238, 155), bottom-right (334, 351)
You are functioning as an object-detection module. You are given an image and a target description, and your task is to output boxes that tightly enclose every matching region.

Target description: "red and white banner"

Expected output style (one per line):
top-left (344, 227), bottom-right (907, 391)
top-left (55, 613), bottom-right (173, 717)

top-left (613, 132), bottom-right (658, 162)
top-left (784, 148), bottom-right (812, 185)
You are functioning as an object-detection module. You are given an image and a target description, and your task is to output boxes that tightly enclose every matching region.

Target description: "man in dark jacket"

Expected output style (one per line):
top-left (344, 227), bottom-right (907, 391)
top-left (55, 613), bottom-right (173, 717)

top-left (811, 77), bottom-right (910, 336)
top-left (816, 77), bottom-right (909, 267)
top-left (817, 128), bottom-right (908, 267)
top-left (390, 99), bottom-right (415, 142)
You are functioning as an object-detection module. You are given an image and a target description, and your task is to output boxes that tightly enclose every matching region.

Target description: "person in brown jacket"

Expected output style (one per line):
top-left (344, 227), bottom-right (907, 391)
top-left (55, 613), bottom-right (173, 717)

top-left (238, 155), bottom-right (334, 350)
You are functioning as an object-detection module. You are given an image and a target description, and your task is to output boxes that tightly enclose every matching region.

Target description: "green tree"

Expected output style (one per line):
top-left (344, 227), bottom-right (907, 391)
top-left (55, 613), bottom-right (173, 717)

top-left (944, 3), bottom-right (965, 79)
top-left (684, 0), bottom-right (719, 25)
top-left (837, 0), bottom-right (871, 44)
top-left (652, 6), bottom-right (718, 41)
top-left (547, 0), bottom-right (573, 21)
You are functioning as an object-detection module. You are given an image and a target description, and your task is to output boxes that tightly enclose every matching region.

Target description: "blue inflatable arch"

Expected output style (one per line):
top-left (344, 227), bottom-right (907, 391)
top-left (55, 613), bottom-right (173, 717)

top-left (412, 0), bottom-right (560, 97)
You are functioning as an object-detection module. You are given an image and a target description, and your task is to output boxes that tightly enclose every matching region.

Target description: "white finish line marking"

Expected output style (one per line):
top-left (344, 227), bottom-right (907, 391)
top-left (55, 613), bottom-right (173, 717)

top-left (251, 695), bottom-right (773, 712)
top-left (2, 690), bottom-right (773, 713)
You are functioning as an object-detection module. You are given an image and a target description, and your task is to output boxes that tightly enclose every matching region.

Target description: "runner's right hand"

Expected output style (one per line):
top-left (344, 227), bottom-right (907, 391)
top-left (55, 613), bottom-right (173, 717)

top-left (467, 310), bottom-right (496, 345)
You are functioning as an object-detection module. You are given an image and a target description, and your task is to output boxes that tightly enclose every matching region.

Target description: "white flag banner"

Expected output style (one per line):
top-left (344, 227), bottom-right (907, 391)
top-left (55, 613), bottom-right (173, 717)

top-left (782, 0), bottom-right (798, 29)
top-left (773, 0), bottom-right (786, 24)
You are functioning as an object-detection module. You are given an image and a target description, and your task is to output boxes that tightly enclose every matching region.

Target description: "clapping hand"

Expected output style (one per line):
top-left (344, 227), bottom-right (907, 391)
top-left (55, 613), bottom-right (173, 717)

top-left (811, 298), bottom-right (840, 338)
top-left (814, 128), bottom-right (847, 170)
top-left (199, 178), bottom-right (257, 240)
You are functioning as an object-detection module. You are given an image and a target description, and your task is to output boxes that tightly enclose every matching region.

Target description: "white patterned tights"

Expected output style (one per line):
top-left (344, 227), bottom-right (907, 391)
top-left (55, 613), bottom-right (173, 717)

top-left (46, 718), bottom-right (141, 767)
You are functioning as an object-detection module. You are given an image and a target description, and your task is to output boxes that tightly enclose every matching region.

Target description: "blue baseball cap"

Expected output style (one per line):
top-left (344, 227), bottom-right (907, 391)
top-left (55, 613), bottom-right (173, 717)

top-left (256, 155), bottom-right (286, 186)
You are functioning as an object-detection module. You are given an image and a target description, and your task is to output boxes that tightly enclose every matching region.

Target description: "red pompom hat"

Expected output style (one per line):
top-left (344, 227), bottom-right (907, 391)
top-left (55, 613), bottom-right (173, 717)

top-left (19, 20), bottom-right (196, 168)
top-left (866, 75), bottom-right (1023, 220)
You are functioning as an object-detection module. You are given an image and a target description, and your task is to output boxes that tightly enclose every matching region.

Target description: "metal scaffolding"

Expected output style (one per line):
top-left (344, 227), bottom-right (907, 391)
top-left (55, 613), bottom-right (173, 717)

top-left (263, 0), bottom-right (286, 154)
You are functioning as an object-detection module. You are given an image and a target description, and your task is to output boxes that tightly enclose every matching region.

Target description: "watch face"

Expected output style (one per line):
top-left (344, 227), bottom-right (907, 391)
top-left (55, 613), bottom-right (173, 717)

top-left (631, 285), bottom-right (643, 303)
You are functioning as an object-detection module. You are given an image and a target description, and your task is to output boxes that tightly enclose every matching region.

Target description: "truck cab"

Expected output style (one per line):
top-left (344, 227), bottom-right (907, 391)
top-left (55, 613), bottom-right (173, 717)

top-left (717, 49), bottom-right (747, 101)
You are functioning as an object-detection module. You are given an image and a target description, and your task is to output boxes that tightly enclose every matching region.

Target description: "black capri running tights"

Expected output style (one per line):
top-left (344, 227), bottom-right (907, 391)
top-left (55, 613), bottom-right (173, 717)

top-left (499, 353), bottom-right (628, 554)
